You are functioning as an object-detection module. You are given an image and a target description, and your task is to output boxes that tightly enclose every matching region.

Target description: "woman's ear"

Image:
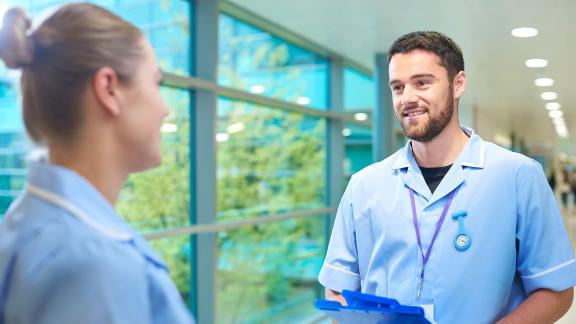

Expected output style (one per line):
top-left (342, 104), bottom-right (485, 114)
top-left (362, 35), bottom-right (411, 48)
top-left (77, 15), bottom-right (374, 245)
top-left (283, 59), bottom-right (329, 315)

top-left (92, 67), bottom-right (122, 116)
top-left (453, 71), bottom-right (467, 99)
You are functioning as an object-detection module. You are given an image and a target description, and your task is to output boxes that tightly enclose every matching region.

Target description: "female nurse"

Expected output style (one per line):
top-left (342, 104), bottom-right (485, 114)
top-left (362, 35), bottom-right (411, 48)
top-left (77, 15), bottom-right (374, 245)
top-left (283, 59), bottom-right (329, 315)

top-left (0, 3), bottom-right (195, 323)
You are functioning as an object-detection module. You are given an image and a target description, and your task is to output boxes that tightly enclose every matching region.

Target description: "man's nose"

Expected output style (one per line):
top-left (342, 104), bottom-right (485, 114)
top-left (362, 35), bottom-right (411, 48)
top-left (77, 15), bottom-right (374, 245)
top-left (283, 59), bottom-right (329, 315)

top-left (400, 86), bottom-right (418, 106)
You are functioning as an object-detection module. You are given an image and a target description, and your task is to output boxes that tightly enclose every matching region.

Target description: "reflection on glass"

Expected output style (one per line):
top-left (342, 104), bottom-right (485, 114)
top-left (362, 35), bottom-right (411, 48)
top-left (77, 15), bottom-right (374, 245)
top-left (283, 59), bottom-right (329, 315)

top-left (343, 67), bottom-right (374, 184)
top-left (0, 0), bottom-right (192, 216)
top-left (95, 0), bottom-right (192, 75)
top-left (117, 87), bottom-right (191, 231)
top-left (219, 14), bottom-right (329, 110)
top-left (217, 98), bottom-right (326, 222)
top-left (344, 66), bottom-right (375, 115)
top-left (216, 215), bottom-right (327, 323)
top-left (20, 0), bottom-right (191, 75)
top-left (344, 123), bottom-right (373, 181)
top-left (0, 65), bottom-right (29, 217)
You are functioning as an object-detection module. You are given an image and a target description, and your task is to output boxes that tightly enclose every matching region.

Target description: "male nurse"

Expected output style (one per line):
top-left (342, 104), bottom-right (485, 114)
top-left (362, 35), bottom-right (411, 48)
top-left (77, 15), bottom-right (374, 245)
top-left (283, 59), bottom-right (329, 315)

top-left (318, 31), bottom-right (576, 323)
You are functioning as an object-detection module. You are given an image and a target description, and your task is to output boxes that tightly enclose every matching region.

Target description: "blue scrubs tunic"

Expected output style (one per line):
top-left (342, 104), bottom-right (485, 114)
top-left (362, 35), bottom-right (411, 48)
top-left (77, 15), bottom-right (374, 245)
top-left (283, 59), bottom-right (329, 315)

top-left (0, 162), bottom-right (195, 324)
top-left (319, 127), bottom-right (576, 323)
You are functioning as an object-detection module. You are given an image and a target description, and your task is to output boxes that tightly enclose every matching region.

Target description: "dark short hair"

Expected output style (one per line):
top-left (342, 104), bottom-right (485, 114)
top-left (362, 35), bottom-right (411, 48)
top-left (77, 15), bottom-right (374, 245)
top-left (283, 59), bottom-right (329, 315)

top-left (387, 31), bottom-right (464, 81)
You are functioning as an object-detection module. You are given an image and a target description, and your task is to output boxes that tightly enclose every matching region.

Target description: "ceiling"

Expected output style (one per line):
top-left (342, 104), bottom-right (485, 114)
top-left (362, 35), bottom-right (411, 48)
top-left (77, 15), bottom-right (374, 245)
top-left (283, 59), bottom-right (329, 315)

top-left (229, 0), bottom-right (576, 153)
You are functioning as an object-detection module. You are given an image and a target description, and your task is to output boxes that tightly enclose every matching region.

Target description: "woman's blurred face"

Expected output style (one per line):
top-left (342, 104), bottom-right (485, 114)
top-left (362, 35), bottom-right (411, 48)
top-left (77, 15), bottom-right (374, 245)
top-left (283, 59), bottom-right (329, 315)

top-left (116, 38), bottom-right (169, 172)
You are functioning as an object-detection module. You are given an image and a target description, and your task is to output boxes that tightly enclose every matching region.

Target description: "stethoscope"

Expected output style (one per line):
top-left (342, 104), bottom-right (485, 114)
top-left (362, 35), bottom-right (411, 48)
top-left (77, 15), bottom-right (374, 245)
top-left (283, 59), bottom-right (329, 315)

top-left (452, 210), bottom-right (471, 251)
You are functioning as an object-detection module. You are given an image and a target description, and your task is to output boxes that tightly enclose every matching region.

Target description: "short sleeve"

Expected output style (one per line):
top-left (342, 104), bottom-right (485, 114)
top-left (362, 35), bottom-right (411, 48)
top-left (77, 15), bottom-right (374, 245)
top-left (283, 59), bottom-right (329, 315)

top-left (18, 237), bottom-right (150, 324)
top-left (318, 176), bottom-right (361, 292)
top-left (516, 161), bottom-right (576, 294)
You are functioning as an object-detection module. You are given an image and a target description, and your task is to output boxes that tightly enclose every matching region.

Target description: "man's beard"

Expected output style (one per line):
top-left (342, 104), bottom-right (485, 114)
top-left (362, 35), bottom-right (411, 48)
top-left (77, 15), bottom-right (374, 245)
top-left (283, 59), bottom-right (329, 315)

top-left (400, 87), bottom-right (454, 143)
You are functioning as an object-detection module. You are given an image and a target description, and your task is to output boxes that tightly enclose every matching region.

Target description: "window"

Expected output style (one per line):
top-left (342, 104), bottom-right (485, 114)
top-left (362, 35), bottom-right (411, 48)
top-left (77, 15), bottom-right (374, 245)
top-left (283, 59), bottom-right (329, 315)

top-left (0, 0), bottom-right (193, 217)
top-left (344, 66), bottom-right (375, 116)
top-left (215, 96), bottom-right (327, 322)
top-left (0, 66), bottom-right (29, 217)
top-left (343, 123), bottom-right (373, 179)
top-left (219, 14), bottom-right (328, 110)
top-left (217, 98), bottom-right (326, 221)
top-left (97, 0), bottom-right (192, 75)
top-left (216, 13), bottom-right (331, 322)
top-left (343, 67), bottom-right (375, 179)
top-left (216, 215), bottom-right (326, 322)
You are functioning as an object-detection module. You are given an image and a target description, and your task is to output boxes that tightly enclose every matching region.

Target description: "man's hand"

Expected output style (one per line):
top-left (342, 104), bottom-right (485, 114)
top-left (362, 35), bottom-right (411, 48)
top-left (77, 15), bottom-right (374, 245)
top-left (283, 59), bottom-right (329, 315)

top-left (325, 288), bottom-right (348, 306)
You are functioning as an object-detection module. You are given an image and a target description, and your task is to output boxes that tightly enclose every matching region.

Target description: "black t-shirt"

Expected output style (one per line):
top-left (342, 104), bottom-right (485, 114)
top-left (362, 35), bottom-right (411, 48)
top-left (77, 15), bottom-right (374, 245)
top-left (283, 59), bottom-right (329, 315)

top-left (419, 164), bottom-right (452, 193)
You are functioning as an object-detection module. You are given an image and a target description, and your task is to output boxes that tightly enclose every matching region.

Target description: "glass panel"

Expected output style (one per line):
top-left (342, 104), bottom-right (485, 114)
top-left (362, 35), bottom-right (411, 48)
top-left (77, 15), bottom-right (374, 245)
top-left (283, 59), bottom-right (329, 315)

top-left (94, 0), bottom-right (192, 75)
top-left (0, 66), bottom-right (30, 217)
top-left (344, 123), bottom-right (373, 182)
top-left (219, 14), bottom-right (329, 110)
top-left (343, 67), bottom-right (375, 184)
top-left (10, 0), bottom-right (191, 75)
top-left (117, 87), bottom-right (191, 232)
top-left (216, 215), bottom-right (327, 323)
top-left (344, 67), bottom-right (374, 124)
top-left (216, 98), bottom-right (326, 222)
top-left (0, 0), bottom-right (193, 215)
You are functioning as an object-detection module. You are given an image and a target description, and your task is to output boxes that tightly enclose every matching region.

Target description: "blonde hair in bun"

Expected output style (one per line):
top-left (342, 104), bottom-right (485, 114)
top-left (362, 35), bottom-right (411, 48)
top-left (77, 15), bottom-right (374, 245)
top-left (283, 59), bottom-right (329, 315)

top-left (0, 3), bottom-right (144, 144)
top-left (0, 7), bottom-right (34, 69)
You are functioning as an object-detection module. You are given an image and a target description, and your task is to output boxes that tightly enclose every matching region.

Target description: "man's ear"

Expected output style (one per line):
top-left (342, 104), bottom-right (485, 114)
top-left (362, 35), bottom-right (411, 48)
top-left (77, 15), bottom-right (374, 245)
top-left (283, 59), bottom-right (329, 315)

top-left (92, 67), bottom-right (122, 116)
top-left (453, 71), bottom-right (467, 99)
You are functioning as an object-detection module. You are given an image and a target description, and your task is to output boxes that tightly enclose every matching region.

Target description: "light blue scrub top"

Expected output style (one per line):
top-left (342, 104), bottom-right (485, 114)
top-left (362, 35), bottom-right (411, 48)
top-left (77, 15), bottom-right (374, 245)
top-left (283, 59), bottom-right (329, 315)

top-left (319, 127), bottom-right (576, 323)
top-left (0, 162), bottom-right (195, 324)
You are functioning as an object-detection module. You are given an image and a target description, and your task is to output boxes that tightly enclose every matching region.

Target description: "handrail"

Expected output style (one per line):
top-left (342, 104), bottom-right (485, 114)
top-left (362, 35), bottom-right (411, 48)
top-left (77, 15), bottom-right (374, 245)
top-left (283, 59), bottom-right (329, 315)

top-left (143, 206), bottom-right (336, 240)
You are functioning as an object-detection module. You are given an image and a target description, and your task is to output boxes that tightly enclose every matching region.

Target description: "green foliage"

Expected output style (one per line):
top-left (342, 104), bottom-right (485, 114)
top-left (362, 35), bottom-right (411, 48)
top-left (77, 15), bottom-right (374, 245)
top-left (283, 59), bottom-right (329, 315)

top-left (117, 13), bottom-right (329, 323)
top-left (214, 102), bottom-right (326, 323)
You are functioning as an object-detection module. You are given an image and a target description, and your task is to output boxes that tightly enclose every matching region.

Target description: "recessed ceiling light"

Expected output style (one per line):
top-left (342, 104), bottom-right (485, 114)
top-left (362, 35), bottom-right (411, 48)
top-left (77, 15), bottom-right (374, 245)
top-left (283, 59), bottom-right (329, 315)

top-left (556, 123), bottom-right (567, 129)
top-left (296, 96), bottom-right (311, 105)
top-left (546, 102), bottom-right (561, 110)
top-left (511, 27), bottom-right (538, 38)
top-left (552, 117), bottom-right (565, 125)
top-left (541, 92), bottom-right (557, 100)
top-left (249, 84), bottom-right (265, 94)
top-left (215, 133), bottom-right (230, 142)
top-left (227, 122), bottom-right (245, 134)
top-left (161, 123), bottom-right (178, 133)
top-left (556, 129), bottom-right (568, 134)
top-left (525, 59), bottom-right (548, 68)
top-left (354, 113), bottom-right (369, 121)
top-left (342, 128), bottom-right (352, 137)
top-left (535, 78), bottom-right (554, 87)
top-left (548, 110), bottom-right (563, 118)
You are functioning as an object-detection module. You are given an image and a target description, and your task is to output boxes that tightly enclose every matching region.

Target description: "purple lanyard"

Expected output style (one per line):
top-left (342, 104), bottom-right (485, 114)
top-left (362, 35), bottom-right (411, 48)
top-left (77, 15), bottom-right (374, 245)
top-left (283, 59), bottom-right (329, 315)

top-left (409, 187), bottom-right (457, 300)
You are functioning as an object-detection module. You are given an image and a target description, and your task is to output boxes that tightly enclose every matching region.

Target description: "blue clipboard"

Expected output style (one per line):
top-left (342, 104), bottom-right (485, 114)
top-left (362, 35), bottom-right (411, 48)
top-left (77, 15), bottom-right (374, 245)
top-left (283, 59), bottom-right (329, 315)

top-left (315, 290), bottom-right (432, 324)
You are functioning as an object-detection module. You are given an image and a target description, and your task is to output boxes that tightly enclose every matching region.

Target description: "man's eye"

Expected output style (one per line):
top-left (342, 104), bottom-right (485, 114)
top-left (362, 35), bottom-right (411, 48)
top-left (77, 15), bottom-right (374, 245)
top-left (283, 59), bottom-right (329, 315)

top-left (391, 85), bottom-right (403, 92)
top-left (417, 80), bottom-right (430, 86)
